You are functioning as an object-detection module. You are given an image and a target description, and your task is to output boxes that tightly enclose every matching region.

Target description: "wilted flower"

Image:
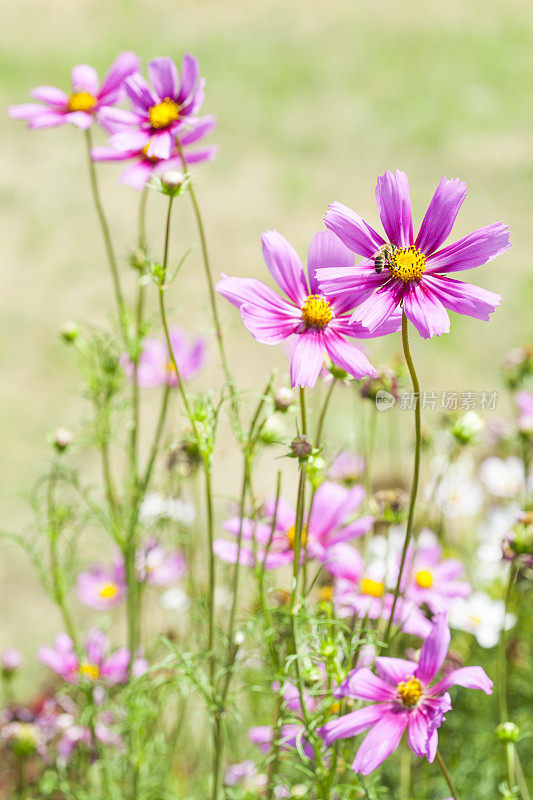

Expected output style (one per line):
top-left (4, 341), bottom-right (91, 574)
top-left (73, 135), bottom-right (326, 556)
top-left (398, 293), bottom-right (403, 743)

top-left (121, 328), bottom-right (206, 388)
top-left (9, 53), bottom-right (140, 130)
top-left (320, 615), bottom-right (492, 774)
top-left (448, 591), bottom-right (516, 648)
top-left (217, 230), bottom-right (401, 389)
top-left (318, 170), bottom-right (510, 339)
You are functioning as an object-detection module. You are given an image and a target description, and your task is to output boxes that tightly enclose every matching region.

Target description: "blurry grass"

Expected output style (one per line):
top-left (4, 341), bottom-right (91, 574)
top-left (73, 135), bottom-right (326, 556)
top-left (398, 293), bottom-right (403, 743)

top-left (0, 0), bottom-right (532, 664)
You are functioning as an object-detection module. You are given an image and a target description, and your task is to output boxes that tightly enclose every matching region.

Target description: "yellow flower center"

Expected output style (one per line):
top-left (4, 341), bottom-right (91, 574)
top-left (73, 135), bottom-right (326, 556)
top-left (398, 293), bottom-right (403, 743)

top-left (68, 91), bottom-right (97, 112)
top-left (141, 141), bottom-right (160, 163)
top-left (286, 524), bottom-right (307, 549)
top-left (415, 569), bottom-right (433, 589)
top-left (79, 662), bottom-right (99, 681)
top-left (361, 577), bottom-right (384, 598)
top-left (471, 615), bottom-right (481, 626)
top-left (166, 360), bottom-right (177, 374)
top-left (149, 98), bottom-right (180, 129)
top-left (389, 246), bottom-right (426, 282)
top-left (301, 295), bottom-right (333, 329)
top-left (99, 583), bottom-right (118, 599)
top-left (397, 675), bottom-right (423, 707)
top-left (318, 585), bottom-right (333, 603)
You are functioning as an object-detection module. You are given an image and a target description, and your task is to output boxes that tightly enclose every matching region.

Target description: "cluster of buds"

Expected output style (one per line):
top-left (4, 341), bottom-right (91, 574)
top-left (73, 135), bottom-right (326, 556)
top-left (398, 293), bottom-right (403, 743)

top-left (502, 511), bottom-right (533, 569)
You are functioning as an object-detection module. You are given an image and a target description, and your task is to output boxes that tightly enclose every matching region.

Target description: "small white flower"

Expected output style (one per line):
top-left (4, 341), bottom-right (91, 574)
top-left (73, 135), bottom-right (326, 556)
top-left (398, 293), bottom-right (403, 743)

top-left (434, 460), bottom-right (483, 518)
top-left (448, 591), bottom-right (515, 648)
top-left (159, 587), bottom-right (190, 612)
top-left (139, 491), bottom-right (196, 526)
top-left (479, 456), bottom-right (527, 499)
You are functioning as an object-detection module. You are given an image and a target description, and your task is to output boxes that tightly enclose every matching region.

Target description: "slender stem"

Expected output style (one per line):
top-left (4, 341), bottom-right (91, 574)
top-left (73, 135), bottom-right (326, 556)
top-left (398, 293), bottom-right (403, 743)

top-left (177, 145), bottom-right (238, 424)
top-left (47, 465), bottom-right (79, 647)
top-left (84, 129), bottom-right (127, 340)
top-left (315, 379), bottom-right (337, 447)
top-left (138, 185), bottom-right (149, 252)
top-left (299, 388), bottom-right (308, 436)
top-left (498, 565), bottom-right (515, 722)
top-left (435, 749), bottom-right (459, 800)
top-left (515, 748), bottom-right (532, 800)
top-left (384, 312), bottom-right (421, 642)
top-left (140, 384), bottom-right (171, 493)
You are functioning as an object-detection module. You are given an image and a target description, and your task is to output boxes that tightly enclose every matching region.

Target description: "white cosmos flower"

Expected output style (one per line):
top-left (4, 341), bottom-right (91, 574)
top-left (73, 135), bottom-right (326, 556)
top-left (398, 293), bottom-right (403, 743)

top-left (479, 456), bottom-right (529, 499)
top-left (139, 491), bottom-right (196, 526)
top-left (448, 591), bottom-right (515, 648)
top-left (434, 460), bottom-right (483, 518)
top-left (159, 587), bottom-right (190, 612)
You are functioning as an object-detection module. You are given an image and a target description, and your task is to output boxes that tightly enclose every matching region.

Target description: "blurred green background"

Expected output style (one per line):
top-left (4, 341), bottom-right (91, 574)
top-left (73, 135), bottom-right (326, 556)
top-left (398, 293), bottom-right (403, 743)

top-left (1, 0), bottom-right (532, 678)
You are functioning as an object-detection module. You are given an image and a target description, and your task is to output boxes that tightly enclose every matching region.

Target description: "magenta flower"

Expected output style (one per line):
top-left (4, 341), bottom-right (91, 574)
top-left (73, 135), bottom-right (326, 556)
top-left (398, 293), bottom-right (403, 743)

top-left (320, 615), bottom-right (493, 774)
top-left (76, 562), bottom-right (126, 611)
top-left (217, 230), bottom-right (402, 389)
top-left (38, 629), bottom-right (145, 685)
top-left (213, 481), bottom-right (374, 578)
top-left (135, 537), bottom-right (187, 586)
top-left (91, 115), bottom-right (217, 190)
top-left (8, 52), bottom-right (140, 131)
top-left (98, 54), bottom-right (207, 161)
top-left (319, 171), bottom-right (510, 339)
top-left (400, 529), bottom-right (471, 614)
top-left (121, 327), bottom-right (206, 388)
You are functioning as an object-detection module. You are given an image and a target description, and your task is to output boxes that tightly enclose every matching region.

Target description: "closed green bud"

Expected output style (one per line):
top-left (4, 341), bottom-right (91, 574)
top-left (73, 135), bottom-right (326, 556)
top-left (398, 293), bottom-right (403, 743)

top-left (496, 721), bottom-right (519, 743)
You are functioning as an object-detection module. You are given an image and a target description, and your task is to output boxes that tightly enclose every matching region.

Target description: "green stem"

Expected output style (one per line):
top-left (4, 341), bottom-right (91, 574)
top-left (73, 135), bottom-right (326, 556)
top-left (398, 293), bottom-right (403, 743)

top-left (384, 312), bottom-right (421, 642)
top-left (47, 464), bottom-right (78, 647)
top-left (315, 378), bottom-right (337, 448)
top-left (435, 748), bottom-right (459, 800)
top-left (299, 387), bottom-right (308, 436)
top-left (84, 129), bottom-right (127, 341)
top-left (498, 566), bottom-right (515, 722)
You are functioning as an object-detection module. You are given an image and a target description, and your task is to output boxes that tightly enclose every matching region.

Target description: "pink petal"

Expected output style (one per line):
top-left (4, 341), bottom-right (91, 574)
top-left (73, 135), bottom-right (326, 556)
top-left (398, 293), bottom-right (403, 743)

top-left (65, 111), bottom-right (94, 130)
top-left (343, 668), bottom-right (397, 702)
top-left (309, 482), bottom-right (364, 542)
top-left (71, 64), bottom-right (99, 95)
top-left (146, 130), bottom-right (173, 160)
top-left (178, 53), bottom-right (200, 103)
top-left (148, 56), bottom-right (179, 100)
top-left (328, 515), bottom-right (374, 543)
top-left (349, 280), bottom-right (403, 331)
top-left (91, 145), bottom-right (134, 162)
top-left (125, 73), bottom-right (159, 112)
top-left (28, 111), bottom-right (69, 129)
top-left (416, 613), bottom-right (450, 684)
top-left (8, 103), bottom-right (51, 120)
top-left (290, 329), bottom-right (326, 388)
top-left (307, 230), bottom-right (354, 294)
top-left (320, 704), bottom-right (388, 744)
top-left (182, 145), bottom-right (218, 164)
top-left (99, 51), bottom-right (141, 100)
top-left (425, 222), bottom-right (511, 274)
top-left (30, 86), bottom-right (68, 106)
top-left (261, 230), bottom-right (309, 305)
top-left (180, 114), bottom-right (216, 145)
top-left (375, 658), bottom-right (418, 685)
top-left (422, 275), bottom-right (501, 322)
top-left (120, 161), bottom-right (154, 191)
top-left (352, 712), bottom-right (408, 774)
top-left (376, 170), bottom-right (413, 248)
top-left (407, 709), bottom-right (432, 758)
top-left (213, 539), bottom-right (255, 566)
top-left (322, 542), bottom-right (364, 582)
top-left (403, 281), bottom-right (450, 339)
top-left (415, 177), bottom-right (467, 256)
top-left (318, 262), bottom-right (389, 307)
top-left (323, 328), bottom-right (377, 380)
top-left (98, 107), bottom-right (143, 134)
top-left (430, 666), bottom-right (493, 696)
top-left (241, 304), bottom-right (300, 345)
top-left (325, 201), bottom-right (385, 259)
top-left (216, 275), bottom-right (297, 315)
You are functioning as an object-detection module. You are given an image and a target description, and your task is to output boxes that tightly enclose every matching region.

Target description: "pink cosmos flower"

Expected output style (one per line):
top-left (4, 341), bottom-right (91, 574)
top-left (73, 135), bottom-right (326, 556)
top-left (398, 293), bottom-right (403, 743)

top-left (515, 390), bottom-right (533, 434)
top-left (399, 529), bottom-right (471, 614)
top-left (334, 577), bottom-right (432, 640)
top-left (91, 116), bottom-right (217, 190)
top-left (213, 481), bottom-right (374, 578)
top-left (121, 327), bottom-right (206, 388)
top-left (98, 54), bottom-right (207, 161)
top-left (8, 52), bottom-right (140, 131)
top-left (135, 537), bottom-right (187, 586)
top-left (38, 629), bottom-right (146, 685)
top-left (320, 614), bottom-right (493, 774)
top-left (318, 171), bottom-right (511, 339)
top-left (327, 450), bottom-right (366, 486)
top-left (76, 562), bottom-right (127, 611)
top-left (216, 230), bottom-right (402, 389)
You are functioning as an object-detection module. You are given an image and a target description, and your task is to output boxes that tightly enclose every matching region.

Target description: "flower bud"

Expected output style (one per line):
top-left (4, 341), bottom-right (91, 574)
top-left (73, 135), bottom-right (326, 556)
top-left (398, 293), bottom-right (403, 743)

top-left (160, 170), bottom-right (185, 195)
top-left (451, 410), bottom-right (484, 444)
top-left (11, 723), bottom-right (38, 758)
top-left (290, 435), bottom-right (312, 460)
top-left (292, 785), bottom-right (307, 799)
top-left (274, 387), bottom-right (295, 412)
top-left (53, 426), bottom-right (74, 453)
top-left (60, 321), bottom-right (79, 344)
top-left (496, 721), bottom-right (520, 743)
top-left (130, 248), bottom-right (147, 272)
top-left (1, 648), bottom-right (23, 677)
